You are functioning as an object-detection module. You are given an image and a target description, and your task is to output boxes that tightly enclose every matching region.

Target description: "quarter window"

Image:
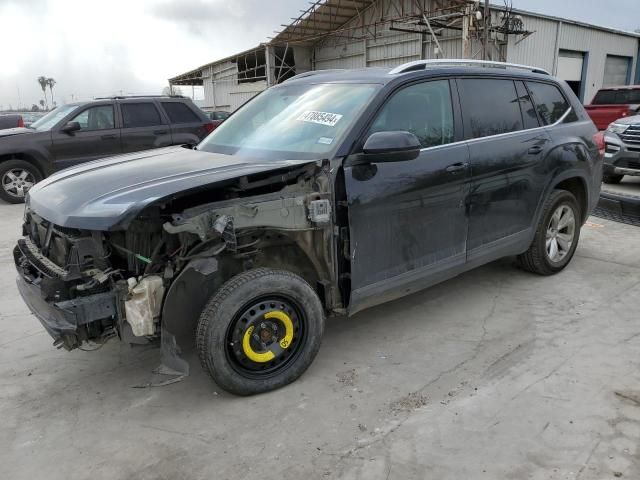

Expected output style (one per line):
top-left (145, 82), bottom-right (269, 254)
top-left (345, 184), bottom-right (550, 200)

top-left (70, 105), bottom-right (114, 131)
top-left (526, 82), bottom-right (576, 125)
top-left (458, 79), bottom-right (523, 139)
top-left (121, 103), bottom-right (163, 128)
top-left (515, 81), bottom-right (540, 130)
top-left (369, 80), bottom-right (454, 148)
top-left (161, 102), bottom-right (200, 124)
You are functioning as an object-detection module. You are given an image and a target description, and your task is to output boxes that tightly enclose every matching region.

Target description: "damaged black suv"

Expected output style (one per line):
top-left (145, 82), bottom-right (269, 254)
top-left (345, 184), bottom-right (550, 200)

top-left (14, 60), bottom-right (602, 395)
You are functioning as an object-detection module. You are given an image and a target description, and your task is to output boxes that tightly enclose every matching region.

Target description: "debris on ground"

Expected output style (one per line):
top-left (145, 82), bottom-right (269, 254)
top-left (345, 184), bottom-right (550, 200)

top-left (336, 369), bottom-right (356, 387)
top-left (389, 392), bottom-right (428, 415)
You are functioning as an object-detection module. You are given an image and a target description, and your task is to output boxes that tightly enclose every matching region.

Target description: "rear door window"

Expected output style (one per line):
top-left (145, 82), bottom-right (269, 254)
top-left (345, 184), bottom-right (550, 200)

top-left (457, 79), bottom-right (523, 139)
top-left (526, 82), bottom-right (576, 125)
top-left (368, 79), bottom-right (454, 148)
top-left (161, 102), bottom-right (200, 124)
top-left (121, 103), bottom-right (163, 128)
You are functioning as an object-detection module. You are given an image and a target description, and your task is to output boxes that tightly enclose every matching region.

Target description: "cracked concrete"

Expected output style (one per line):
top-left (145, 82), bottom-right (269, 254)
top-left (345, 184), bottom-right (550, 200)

top-left (1, 203), bottom-right (639, 479)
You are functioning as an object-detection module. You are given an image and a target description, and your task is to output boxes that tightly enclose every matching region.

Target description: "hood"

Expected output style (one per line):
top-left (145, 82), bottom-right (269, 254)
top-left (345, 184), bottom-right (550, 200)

top-left (27, 146), bottom-right (315, 230)
top-left (610, 115), bottom-right (640, 126)
top-left (0, 127), bottom-right (34, 138)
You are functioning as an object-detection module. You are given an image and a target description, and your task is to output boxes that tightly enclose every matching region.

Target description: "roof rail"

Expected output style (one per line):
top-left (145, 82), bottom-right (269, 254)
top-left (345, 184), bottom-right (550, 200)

top-left (94, 94), bottom-right (186, 100)
top-left (284, 69), bottom-right (345, 82)
top-left (389, 59), bottom-right (550, 76)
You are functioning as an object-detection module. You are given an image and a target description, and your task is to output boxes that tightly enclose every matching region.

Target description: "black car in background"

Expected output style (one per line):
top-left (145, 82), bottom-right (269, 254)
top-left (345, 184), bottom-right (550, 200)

top-left (0, 95), bottom-right (214, 203)
top-left (20, 112), bottom-right (45, 128)
top-left (14, 61), bottom-right (602, 395)
top-left (0, 114), bottom-right (25, 130)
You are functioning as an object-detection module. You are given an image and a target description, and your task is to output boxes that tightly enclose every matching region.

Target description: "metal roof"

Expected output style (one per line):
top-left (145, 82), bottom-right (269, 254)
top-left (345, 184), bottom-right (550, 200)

top-left (169, 45), bottom-right (265, 85)
top-left (270, 0), bottom-right (378, 45)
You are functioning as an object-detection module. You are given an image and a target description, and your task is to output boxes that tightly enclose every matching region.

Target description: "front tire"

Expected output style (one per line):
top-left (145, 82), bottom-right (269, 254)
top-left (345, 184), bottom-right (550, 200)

top-left (0, 159), bottom-right (42, 204)
top-left (196, 268), bottom-right (325, 395)
top-left (517, 190), bottom-right (581, 276)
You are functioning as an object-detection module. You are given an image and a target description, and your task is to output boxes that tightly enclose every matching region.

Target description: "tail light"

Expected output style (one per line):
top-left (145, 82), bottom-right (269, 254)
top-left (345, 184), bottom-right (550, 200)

top-left (203, 122), bottom-right (215, 134)
top-left (593, 131), bottom-right (605, 157)
top-left (18, 117), bottom-right (24, 128)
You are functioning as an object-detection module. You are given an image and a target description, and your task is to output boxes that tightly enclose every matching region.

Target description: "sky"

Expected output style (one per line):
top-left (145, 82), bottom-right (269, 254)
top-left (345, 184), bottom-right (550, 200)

top-left (0, 0), bottom-right (638, 110)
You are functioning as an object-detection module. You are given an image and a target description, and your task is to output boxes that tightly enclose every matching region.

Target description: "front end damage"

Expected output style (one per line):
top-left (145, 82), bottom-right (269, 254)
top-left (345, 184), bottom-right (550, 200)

top-left (14, 160), bottom-right (339, 375)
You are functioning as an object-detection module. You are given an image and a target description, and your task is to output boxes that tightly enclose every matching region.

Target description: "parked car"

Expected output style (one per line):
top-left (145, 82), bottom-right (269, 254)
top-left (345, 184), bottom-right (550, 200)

top-left (206, 110), bottom-right (231, 130)
top-left (584, 86), bottom-right (640, 130)
top-left (14, 60), bottom-right (602, 395)
top-left (0, 95), bottom-right (215, 203)
top-left (602, 115), bottom-right (640, 183)
top-left (19, 112), bottom-right (45, 128)
top-left (0, 114), bottom-right (24, 130)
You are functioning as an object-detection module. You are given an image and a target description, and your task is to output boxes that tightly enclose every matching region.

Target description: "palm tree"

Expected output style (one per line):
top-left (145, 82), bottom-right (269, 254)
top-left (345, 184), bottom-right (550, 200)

top-left (37, 76), bottom-right (48, 109)
top-left (39, 99), bottom-right (45, 109)
top-left (46, 78), bottom-right (56, 107)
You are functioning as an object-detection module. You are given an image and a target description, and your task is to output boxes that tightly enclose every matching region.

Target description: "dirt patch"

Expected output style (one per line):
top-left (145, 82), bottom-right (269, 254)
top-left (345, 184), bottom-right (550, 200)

top-left (389, 392), bottom-right (428, 415)
top-left (336, 369), bottom-right (356, 387)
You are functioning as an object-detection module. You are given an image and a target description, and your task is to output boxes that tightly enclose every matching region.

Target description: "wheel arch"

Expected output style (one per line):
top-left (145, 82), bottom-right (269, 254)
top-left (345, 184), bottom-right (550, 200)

top-left (551, 174), bottom-right (589, 223)
top-left (161, 229), bottom-right (332, 347)
top-left (0, 151), bottom-right (48, 178)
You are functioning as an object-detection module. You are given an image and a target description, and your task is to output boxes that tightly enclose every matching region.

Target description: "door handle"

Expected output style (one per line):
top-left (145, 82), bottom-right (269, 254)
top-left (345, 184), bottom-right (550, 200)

top-left (446, 162), bottom-right (468, 174)
top-left (101, 134), bottom-right (117, 140)
top-left (528, 145), bottom-right (544, 155)
top-left (154, 130), bottom-right (169, 135)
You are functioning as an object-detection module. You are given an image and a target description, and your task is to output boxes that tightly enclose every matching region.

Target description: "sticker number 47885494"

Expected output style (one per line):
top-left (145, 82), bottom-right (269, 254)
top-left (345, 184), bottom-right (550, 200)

top-left (297, 111), bottom-right (343, 127)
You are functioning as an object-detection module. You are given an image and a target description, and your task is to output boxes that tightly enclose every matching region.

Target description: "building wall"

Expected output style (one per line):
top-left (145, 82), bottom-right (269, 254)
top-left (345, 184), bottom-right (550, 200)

top-left (197, 0), bottom-right (639, 111)
top-left (312, 0), bottom-right (493, 71)
top-left (201, 57), bottom-right (267, 111)
top-left (507, 14), bottom-right (639, 103)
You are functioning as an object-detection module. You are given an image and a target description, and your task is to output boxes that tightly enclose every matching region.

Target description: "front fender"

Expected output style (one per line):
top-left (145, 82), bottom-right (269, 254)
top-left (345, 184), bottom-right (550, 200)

top-left (0, 147), bottom-right (52, 177)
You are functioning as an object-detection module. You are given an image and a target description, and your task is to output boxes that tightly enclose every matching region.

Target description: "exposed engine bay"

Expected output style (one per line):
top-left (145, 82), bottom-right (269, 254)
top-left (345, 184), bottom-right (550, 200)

top-left (14, 160), bottom-right (342, 356)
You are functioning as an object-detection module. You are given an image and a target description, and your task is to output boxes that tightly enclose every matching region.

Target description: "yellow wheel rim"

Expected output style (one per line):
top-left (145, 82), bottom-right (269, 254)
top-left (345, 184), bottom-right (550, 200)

top-left (241, 310), bottom-right (294, 364)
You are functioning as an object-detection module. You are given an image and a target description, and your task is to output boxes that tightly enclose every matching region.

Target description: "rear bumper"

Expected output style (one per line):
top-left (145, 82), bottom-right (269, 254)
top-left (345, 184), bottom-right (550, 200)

top-left (603, 132), bottom-right (640, 176)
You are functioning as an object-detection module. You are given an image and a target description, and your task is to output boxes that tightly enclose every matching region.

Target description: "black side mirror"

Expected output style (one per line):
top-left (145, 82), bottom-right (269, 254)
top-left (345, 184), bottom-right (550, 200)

top-left (61, 121), bottom-right (81, 134)
top-left (355, 131), bottom-right (421, 164)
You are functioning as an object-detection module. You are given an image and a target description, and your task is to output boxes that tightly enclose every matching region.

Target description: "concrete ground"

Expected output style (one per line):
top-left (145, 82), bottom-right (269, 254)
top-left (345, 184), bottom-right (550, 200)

top-left (1, 203), bottom-right (640, 480)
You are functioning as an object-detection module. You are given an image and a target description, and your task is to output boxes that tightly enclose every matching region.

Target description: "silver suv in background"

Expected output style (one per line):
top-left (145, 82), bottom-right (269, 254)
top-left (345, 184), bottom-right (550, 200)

top-left (603, 116), bottom-right (640, 183)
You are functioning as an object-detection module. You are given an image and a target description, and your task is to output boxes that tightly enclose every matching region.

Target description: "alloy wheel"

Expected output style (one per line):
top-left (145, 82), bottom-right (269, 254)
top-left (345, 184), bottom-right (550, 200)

top-left (545, 204), bottom-right (576, 263)
top-left (2, 169), bottom-right (35, 198)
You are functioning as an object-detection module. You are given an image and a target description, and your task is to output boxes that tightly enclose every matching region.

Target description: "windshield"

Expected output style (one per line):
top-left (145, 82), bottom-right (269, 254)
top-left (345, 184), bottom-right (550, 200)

top-left (592, 89), bottom-right (640, 105)
top-left (30, 105), bottom-right (79, 131)
top-left (198, 83), bottom-right (380, 160)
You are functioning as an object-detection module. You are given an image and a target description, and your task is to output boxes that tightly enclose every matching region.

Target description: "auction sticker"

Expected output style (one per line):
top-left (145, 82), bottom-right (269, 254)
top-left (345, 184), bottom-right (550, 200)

top-left (298, 111), bottom-right (343, 127)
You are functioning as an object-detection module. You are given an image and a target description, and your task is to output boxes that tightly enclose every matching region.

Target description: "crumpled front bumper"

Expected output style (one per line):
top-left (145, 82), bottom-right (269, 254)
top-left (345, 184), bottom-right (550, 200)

top-left (14, 244), bottom-right (118, 348)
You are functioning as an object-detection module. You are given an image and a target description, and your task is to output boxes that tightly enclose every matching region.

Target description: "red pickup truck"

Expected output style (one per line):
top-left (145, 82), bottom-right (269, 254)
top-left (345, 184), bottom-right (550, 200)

top-left (584, 86), bottom-right (640, 130)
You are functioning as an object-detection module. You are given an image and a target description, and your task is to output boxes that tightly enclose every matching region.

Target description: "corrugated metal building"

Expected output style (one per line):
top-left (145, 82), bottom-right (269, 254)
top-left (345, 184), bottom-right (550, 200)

top-left (169, 0), bottom-right (640, 112)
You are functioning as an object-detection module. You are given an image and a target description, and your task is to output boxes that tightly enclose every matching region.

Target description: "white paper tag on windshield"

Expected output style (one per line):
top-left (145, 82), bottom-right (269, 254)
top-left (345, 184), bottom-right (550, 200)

top-left (298, 111), bottom-right (343, 127)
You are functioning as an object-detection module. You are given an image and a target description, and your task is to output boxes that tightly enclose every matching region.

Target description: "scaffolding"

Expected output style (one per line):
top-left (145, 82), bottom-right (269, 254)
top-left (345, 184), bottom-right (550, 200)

top-left (269, 0), bottom-right (535, 61)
